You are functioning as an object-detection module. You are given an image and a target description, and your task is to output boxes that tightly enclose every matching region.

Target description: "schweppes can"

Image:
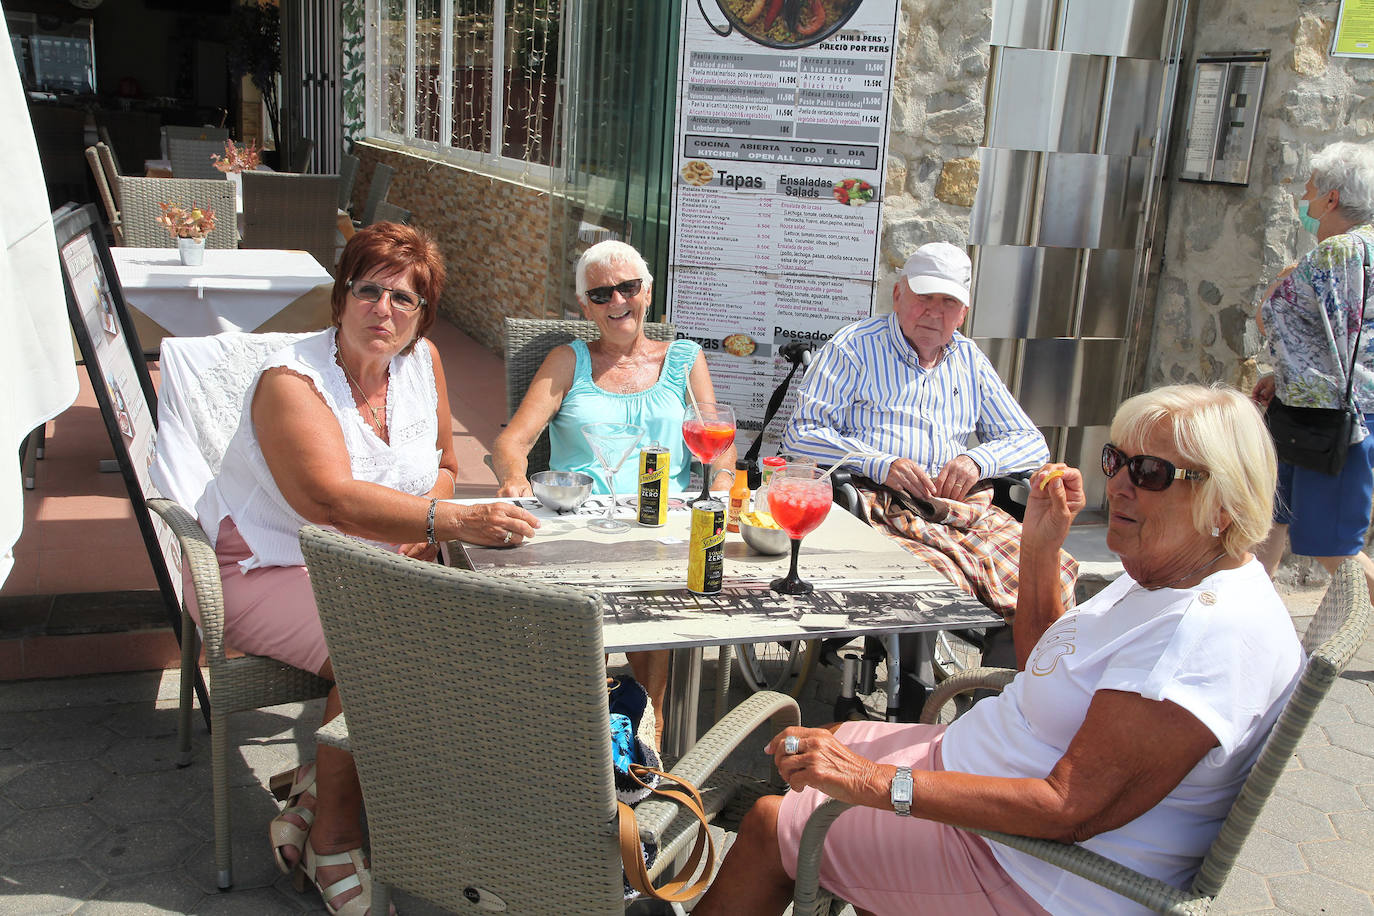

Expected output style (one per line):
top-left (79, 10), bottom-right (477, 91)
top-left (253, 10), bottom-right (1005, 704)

top-left (687, 498), bottom-right (725, 594)
top-left (637, 446), bottom-right (670, 527)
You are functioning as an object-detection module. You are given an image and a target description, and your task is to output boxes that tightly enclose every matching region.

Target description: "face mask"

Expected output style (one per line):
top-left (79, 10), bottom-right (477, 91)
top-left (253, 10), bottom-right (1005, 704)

top-left (1298, 196), bottom-right (1326, 234)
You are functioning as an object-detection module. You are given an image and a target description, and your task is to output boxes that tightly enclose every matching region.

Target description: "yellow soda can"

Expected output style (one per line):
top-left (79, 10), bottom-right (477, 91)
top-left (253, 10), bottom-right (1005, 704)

top-left (638, 446), bottom-right (669, 527)
top-left (687, 498), bottom-right (725, 594)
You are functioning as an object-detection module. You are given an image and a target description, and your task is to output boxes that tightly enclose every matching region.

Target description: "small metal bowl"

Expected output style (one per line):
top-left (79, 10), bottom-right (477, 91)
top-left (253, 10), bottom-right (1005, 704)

top-left (530, 470), bottom-right (595, 513)
top-left (740, 517), bottom-right (790, 555)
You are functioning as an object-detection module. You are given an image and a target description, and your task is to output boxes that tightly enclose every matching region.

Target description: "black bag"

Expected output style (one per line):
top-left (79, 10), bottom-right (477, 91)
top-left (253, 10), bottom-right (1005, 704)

top-left (1267, 239), bottom-right (1369, 476)
top-left (1265, 397), bottom-right (1360, 476)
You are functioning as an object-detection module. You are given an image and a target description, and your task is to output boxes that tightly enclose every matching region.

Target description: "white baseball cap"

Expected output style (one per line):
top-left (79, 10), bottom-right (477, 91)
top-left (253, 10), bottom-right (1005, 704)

top-left (899, 242), bottom-right (971, 307)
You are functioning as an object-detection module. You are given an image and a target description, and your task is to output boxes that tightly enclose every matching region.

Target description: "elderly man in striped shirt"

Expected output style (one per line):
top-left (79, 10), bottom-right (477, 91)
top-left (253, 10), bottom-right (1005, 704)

top-left (781, 241), bottom-right (1077, 618)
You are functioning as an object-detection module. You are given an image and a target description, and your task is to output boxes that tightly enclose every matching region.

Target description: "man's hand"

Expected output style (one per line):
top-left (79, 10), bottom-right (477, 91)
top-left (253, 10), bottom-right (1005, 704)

top-left (883, 457), bottom-right (934, 498)
top-left (933, 455), bottom-right (981, 501)
top-left (1251, 374), bottom-right (1276, 409)
top-left (497, 478), bottom-right (533, 498)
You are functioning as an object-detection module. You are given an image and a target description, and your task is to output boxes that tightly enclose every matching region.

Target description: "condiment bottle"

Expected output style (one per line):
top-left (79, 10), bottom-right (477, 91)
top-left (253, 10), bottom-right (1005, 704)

top-left (726, 459), bottom-right (751, 532)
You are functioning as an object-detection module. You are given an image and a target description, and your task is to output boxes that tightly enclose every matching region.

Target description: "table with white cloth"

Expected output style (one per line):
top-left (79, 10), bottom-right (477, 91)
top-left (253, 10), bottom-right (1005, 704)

top-left (449, 495), bottom-right (1001, 755)
top-left (111, 248), bottom-right (334, 354)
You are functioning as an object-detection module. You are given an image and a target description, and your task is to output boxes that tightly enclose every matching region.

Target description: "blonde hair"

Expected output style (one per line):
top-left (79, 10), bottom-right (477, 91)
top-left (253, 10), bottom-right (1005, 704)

top-left (1110, 384), bottom-right (1275, 558)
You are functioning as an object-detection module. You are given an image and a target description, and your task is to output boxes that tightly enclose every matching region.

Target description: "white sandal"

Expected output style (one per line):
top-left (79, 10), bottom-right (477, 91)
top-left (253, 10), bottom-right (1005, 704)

top-left (301, 843), bottom-right (376, 916)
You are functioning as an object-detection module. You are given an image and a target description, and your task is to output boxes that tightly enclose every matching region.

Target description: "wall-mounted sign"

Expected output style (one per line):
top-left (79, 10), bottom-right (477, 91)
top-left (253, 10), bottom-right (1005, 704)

top-left (666, 0), bottom-right (900, 447)
top-left (1333, 0), bottom-right (1374, 58)
top-left (1179, 52), bottom-right (1268, 186)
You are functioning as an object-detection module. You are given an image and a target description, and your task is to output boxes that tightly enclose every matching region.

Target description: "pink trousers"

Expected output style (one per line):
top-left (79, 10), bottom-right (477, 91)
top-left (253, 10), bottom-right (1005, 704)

top-left (183, 517), bottom-right (330, 676)
top-left (776, 721), bottom-right (1048, 916)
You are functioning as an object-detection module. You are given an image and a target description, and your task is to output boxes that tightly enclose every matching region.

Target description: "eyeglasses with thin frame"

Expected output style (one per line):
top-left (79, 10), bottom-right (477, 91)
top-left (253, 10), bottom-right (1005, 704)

top-left (585, 278), bottom-right (644, 305)
top-left (1101, 443), bottom-right (1207, 491)
top-left (347, 279), bottom-right (426, 312)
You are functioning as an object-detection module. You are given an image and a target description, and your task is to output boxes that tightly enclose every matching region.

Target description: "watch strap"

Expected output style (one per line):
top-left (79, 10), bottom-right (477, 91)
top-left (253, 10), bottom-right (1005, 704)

top-left (891, 765), bottom-right (913, 816)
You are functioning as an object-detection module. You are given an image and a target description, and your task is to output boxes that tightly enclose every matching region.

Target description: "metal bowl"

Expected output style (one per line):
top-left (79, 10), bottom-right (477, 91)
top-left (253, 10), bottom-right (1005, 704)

top-left (530, 471), bottom-right (595, 513)
top-left (740, 517), bottom-right (790, 555)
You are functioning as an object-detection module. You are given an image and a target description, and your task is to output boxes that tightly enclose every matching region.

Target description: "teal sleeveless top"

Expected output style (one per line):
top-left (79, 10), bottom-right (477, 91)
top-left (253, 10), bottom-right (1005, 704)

top-left (549, 338), bottom-right (701, 494)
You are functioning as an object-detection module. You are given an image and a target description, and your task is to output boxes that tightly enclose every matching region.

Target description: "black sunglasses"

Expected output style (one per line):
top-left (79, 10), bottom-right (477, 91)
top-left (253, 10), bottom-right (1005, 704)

top-left (347, 279), bottom-right (426, 312)
top-left (585, 278), bottom-right (644, 305)
top-left (1101, 443), bottom-right (1207, 491)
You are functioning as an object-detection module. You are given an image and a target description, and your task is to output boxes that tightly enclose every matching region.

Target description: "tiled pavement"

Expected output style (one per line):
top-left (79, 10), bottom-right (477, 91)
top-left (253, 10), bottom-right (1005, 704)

top-left (0, 590), bottom-right (1371, 916)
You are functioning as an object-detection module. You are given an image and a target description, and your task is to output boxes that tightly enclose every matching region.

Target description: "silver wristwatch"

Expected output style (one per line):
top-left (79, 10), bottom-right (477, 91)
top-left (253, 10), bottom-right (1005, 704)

top-left (890, 765), bottom-right (913, 816)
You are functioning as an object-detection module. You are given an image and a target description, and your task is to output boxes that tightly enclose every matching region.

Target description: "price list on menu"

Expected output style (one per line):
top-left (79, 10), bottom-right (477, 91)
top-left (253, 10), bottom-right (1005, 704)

top-left (667, 0), bottom-right (900, 441)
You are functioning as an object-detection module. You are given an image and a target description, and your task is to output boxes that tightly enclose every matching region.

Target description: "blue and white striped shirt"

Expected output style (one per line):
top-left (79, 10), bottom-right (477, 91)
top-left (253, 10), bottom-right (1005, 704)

top-left (780, 314), bottom-right (1047, 482)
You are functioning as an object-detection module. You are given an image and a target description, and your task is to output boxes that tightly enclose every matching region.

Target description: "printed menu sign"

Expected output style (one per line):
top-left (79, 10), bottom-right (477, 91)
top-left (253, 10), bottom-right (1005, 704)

top-left (667, 0), bottom-right (900, 445)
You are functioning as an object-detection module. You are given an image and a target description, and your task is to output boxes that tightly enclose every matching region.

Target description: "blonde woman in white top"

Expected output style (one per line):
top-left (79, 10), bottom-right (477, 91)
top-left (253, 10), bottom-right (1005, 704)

top-left (194, 223), bottom-right (538, 915)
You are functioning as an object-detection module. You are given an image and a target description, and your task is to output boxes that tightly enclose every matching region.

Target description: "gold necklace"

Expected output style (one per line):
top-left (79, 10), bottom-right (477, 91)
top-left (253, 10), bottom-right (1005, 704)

top-left (338, 355), bottom-right (387, 438)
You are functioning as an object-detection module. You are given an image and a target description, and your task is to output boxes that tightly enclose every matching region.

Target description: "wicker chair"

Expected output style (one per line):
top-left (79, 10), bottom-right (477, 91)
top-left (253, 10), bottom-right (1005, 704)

top-left (147, 332), bottom-right (334, 890)
top-left (289, 137), bottom-right (315, 174)
top-left (358, 161), bottom-right (395, 226)
top-left (117, 176), bottom-right (237, 249)
top-left (338, 151), bottom-right (360, 211)
top-left (502, 317), bottom-right (676, 475)
top-left (162, 124), bottom-right (230, 156)
top-left (299, 524), bottom-right (800, 913)
top-left (168, 136), bottom-right (230, 180)
top-left (240, 171), bottom-right (341, 274)
top-left (792, 557), bottom-right (1374, 916)
top-left (85, 145), bottom-right (123, 245)
top-left (371, 199), bottom-right (411, 225)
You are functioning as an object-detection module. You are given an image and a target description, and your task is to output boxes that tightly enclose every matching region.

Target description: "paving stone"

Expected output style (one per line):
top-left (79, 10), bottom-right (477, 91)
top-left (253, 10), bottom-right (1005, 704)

top-left (0, 712), bottom-right (35, 750)
top-left (1269, 872), bottom-right (1374, 914)
top-left (1255, 796), bottom-right (1336, 844)
top-left (1295, 745), bottom-right (1374, 785)
top-left (0, 672), bottom-right (164, 714)
top-left (1343, 682), bottom-right (1374, 726)
top-left (184, 886), bottom-right (304, 915)
top-left (0, 859), bottom-right (103, 915)
top-left (1302, 838), bottom-right (1374, 890)
top-left (1228, 828), bottom-right (1306, 876)
top-left (104, 736), bottom-right (190, 777)
top-left (1360, 784), bottom-right (1374, 808)
top-left (0, 804), bottom-right (107, 865)
top-left (1, 759), bottom-right (110, 809)
top-left (1321, 721), bottom-right (1374, 760)
top-left (0, 748), bottom-right (27, 788)
top-left (1309, 697), bottom-right (1354, 728)
top-left (1330, 807), bottom-right (1374, 848)
top-left (84, 820), bottom-right (197, 876)
top-left (89, 767), bottom-right (202, 827)
top-left (1274, 768), bottom-right (1367, 814)
top-left (101, 704), bottom-right (182, 741)
top-left (182, 818), bottom-right (288, 895)
top-left (74, 869), bottom-right (205, 915)
top-left (1211, 864), bottom-right (1275, 912)
top-left (16, 728), bottom-right (115, 764)
top-left (0, 796), bottom-right (17, 831)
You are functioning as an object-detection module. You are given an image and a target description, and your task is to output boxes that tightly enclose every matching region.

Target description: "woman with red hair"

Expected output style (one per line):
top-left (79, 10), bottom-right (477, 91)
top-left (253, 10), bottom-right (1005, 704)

top-left (193, 223), bottom-right (539, 914)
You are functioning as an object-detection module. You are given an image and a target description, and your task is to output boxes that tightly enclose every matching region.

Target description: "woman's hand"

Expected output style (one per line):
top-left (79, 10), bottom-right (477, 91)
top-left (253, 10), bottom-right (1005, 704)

top-left (1022, 464), bottom-right (1085, 554)
top-left (497, 478), bottom-right (533, 498)
top-left (766, 727), bottom-right (893, 809)
top-left (457, 502), bottom-right (540, 546)
top-left (1251, 374), bottom-right (1276, 409)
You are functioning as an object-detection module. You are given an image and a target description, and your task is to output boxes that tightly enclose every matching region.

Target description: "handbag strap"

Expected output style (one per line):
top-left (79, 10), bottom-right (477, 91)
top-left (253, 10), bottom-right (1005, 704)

top-left (1342, 237), bottom-right (1370, 408)
top-left (617, 764), bottom-right (717, 902)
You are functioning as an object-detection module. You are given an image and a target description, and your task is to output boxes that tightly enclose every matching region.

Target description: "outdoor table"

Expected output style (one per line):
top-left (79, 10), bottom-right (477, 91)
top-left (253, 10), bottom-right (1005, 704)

top-left (111, 247), bottom-right (333, 353)
top-left (448, 495), bottom-right (1001, 755)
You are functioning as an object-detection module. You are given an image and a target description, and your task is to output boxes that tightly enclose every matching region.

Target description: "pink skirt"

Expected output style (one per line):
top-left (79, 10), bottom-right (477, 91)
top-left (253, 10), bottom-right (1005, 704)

top-left (183, 517), bottom-right (330, 676)
top-left (776, 721), bottom-right (1048, 916)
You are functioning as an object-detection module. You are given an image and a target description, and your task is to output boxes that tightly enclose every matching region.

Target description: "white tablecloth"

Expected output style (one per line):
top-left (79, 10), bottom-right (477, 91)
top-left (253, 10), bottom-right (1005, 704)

top-left (112, 248), bottom-right (332, 337)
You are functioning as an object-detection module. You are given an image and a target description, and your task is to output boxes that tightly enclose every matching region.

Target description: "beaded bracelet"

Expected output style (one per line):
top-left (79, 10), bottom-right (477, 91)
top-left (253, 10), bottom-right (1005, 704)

top-left (426, 497), bottom-right (439, 547)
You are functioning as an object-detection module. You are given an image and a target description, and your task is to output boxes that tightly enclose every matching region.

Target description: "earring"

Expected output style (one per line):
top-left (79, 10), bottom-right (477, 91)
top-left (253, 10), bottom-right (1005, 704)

top-left (1211, 526), bottom-right (1220, 538)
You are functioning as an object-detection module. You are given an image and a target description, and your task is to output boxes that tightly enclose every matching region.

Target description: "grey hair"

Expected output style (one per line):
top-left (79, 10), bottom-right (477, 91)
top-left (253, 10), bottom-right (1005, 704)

top-left (575, 240), bottom-right (654, 300)
top-left (1110, 384), bottom-right (1275, 560)
top-left (1310, 141), bottom-right (1374, 225)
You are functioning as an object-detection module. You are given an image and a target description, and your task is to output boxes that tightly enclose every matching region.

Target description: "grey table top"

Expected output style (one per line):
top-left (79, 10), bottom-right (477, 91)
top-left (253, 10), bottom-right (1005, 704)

top-left (452, 495), bottom-right (1001, 653)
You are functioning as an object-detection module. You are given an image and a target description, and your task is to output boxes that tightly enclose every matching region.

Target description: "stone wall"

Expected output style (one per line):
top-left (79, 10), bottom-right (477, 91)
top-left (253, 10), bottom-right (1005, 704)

top-left (877, 0), bottom-right (991, 304)
top-left (1150, 1), bottom-right (1374, 391)
top-left (354, 142), bottom-right (556, 354)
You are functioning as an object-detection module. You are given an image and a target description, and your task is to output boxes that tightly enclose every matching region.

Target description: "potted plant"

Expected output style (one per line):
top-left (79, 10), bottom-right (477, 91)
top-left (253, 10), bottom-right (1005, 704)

top-left (212, 138), bottom-right (262, 207)
top-left (157, 202), bottom-right (217, 266)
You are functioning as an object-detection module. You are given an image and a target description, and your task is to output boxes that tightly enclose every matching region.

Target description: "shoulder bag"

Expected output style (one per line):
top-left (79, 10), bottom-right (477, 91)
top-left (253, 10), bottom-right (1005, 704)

top-left (1266, 240), bottom-right (1369, 476)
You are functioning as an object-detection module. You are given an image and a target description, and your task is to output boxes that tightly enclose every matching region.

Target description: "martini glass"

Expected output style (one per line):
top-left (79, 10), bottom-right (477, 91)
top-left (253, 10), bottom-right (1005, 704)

top-left (766, 465), bottom-right (833, 595)
top-left (681, 402), bottom-right (736, 504)
top-left (581, 421), bottom-right (646, 532)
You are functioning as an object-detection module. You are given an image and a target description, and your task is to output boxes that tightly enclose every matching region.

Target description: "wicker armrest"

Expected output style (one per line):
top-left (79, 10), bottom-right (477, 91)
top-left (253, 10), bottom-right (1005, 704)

top-left (918, 665), bottom-right (1017, 724)
top-left (633, 691), bottom-right (800, 845)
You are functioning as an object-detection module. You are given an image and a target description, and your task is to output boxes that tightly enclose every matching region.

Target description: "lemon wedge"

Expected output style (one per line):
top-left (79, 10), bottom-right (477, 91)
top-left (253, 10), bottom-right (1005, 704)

top-left (742, 511), bottom-right (781, 529)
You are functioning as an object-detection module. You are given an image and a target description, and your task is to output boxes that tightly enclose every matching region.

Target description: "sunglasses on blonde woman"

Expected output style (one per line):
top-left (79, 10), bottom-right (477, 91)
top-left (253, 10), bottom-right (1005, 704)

top-left (585, 278), bottom-right (644, 305)
top-left (1101, 443), bottom-right (1207, 491)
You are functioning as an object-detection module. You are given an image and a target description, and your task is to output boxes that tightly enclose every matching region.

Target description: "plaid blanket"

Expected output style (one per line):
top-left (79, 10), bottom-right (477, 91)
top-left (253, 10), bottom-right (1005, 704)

top-left (853, 479), bottom-right (1077, 618)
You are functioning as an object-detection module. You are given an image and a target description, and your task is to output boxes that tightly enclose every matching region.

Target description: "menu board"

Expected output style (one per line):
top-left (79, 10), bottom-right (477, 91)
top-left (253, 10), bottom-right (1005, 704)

top-left (667, 0), bottom-right (900, 444)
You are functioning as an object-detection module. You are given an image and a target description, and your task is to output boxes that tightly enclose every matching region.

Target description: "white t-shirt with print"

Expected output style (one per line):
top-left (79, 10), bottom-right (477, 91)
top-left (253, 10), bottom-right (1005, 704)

top-left (941, 559), bottom-right (1303, 916)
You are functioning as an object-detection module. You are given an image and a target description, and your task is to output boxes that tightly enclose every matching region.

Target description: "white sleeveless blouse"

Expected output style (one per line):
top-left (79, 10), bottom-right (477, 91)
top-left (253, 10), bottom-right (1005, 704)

top-left (197, 327), bottom-right (441, 571)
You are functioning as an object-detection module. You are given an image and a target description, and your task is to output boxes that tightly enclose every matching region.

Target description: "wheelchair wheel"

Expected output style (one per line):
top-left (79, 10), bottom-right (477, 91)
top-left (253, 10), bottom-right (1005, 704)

top-left (932, 630), bottom-right (982, 681)
top-left (735, 639), bottom-right (819, 696)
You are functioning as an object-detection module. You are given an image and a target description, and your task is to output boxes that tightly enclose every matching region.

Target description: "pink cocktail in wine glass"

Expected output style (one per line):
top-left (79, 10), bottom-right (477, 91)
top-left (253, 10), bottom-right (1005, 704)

top-left (766, 465), bottom-right (832, 595)
top-left (682, 402), bottom-right (736, 504)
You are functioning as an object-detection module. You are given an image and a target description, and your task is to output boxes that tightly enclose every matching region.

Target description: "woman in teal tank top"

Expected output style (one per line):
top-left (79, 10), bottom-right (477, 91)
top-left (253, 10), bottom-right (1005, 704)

top-left (492, 241), bottom-right (737, 743)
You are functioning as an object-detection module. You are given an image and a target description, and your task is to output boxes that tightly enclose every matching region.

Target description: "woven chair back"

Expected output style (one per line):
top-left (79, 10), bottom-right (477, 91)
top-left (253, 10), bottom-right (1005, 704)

top-left (1191, 557), bottom-right (1372, 896)
top-left (503, 317), bottom-right (676, 475)
top-left (360, 162), bottom-right (396, 226)
top-left (116, 176), bottom-right (237, 249)
top-left (371, 200), bottom-right (411, 225)
top-left (168, 136), bottom-right (229, 180)
top-left (338, 152), bottom-right (360, 211)
top-left (240, 171), bottom-right (341, 274)
top-left (85, 146), bottom-right (123, 245)
top-left (299, 526), bottom-right (625, 913)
